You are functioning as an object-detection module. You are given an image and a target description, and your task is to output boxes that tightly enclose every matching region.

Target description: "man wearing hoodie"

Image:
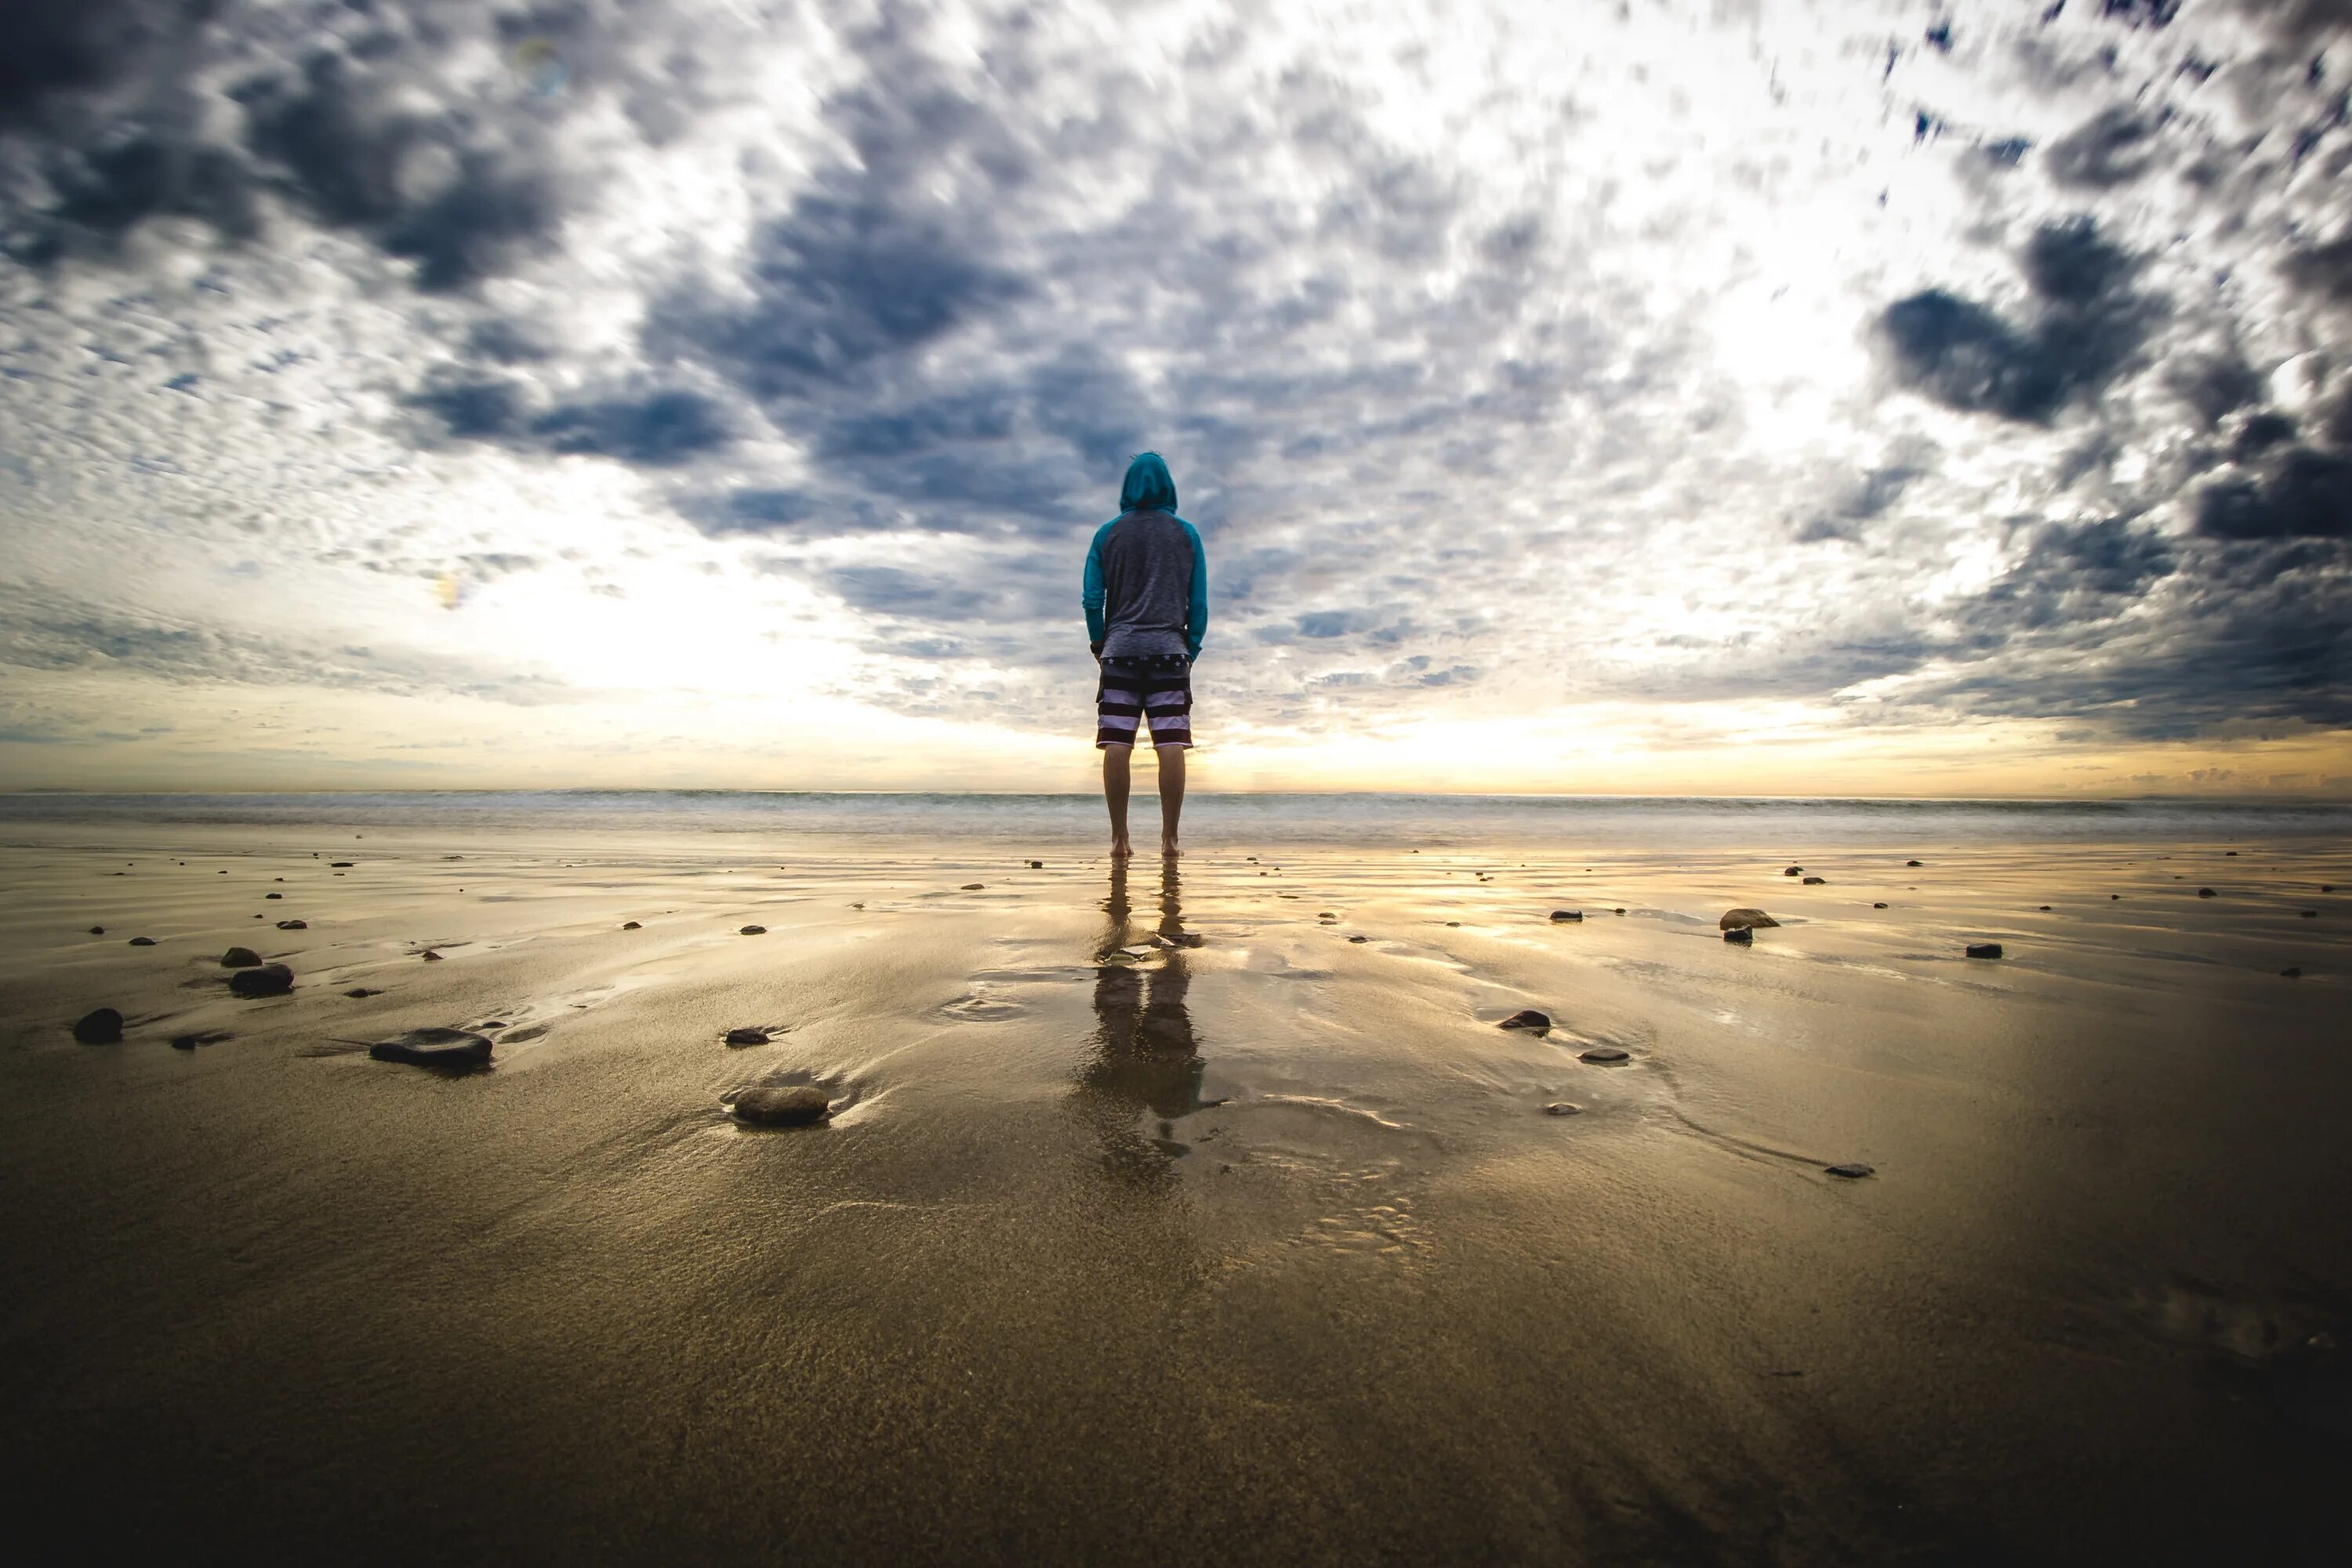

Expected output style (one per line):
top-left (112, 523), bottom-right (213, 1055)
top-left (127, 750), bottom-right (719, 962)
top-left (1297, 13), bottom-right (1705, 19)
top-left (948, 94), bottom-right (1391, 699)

top-left (1083, 452), bottom-right (1208, 859)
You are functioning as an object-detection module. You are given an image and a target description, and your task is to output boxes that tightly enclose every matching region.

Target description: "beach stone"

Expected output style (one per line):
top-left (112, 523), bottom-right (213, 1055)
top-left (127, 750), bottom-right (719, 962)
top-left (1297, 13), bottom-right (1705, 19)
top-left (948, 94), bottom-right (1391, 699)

top-left (221, 946), bottom-right (262, 967)
top-left (230, 963), bottom-right (294, 997)
top-left (1348, 934), bottom-right (1369, 943)
top-left (621, 920), bottom-right (641, 929)
top-left (2302, 910), bottom-right (2318, 918)
top-left (961, 884), bottom-right (985, 891)
top-left (1720, 909), bottom-right (1778, 930)
top-left (739, 925), bottom-right (767, 936)
top-left (1784, 866), bottom-right (1803, 877)
top-left (1580, 1046), bottom-right (1630, 1063)
top-left (1873, 902), bottom-right (1889, 909)
top-left (1544, 1102), bottom-right (1582, 1116)
top-left (724, 1027), bottom-right (772, 1047)
top-left (170, 1035), bottom-right (197, 1051)
top-left (2281, 967), bottom-right (2303, 979)
top-left (1614, 907), bottom-right (1625, 915)
top-left (1497, 1009), bottom-right (1552, 1031)
top-left (1907, 859), bottom-right (1923, 866)
top-left (1801, 876), bottom-right (1826, 886)
top-left (2227, 851), bottom-right (2238, 856)
top-left (265, 892), bottom-right (282, 899)
top-left (1028, 860), bottom-right (1043, 869)
top-left (421, 949), bottom-right (444, 961)
top-left (87, 926), bottom-right (105, 935)
top-left (73, 1008), bottom-right (125, 1044)
top-left (1446, 920), bottom-right (1461, 927)
top-left (2038, 905), bottom-right (2052, 912)
top-left (2198, 887), bottom-right (2216, 898)
top-left (344, 988), bottom-right (381, 998)
top-left (276, 919), bottom-right (307, 930)
top-left (368, 1028), bottom-right (492, 1069)
top-left (1825, 1163), bottom-right (1875, 1178)
top-left (331, 862), bottom-right (354, 868)
top-left (1549, 909), bottom-right (1582, 922)
top-left (732, 1086), bottom-right (832, 1127)
top-left (128, 936), bottom-right (156, 946)
top-left (1723, 926), bottom-right (1754, 945)
top-left (1965, 942), bottom-right (2003, 960)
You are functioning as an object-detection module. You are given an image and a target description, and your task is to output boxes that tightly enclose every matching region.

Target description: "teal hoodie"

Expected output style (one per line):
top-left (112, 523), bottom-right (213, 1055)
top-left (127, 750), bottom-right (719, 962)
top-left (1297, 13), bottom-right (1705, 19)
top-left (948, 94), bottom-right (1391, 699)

top-left (1083, 453), bottom-right (1208, 659)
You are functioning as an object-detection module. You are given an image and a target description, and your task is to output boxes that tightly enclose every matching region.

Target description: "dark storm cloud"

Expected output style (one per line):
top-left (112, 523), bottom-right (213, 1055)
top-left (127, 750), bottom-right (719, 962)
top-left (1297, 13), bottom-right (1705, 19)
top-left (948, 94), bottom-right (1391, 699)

top-left (2281, 234), bottom-right (2352, 301)
top-left (2194, 446), bottom-right (2352, 539)
top-left (0, 0), bottom-right (206, 127)
top-left (1878, 217), bottom-right (2155, 422)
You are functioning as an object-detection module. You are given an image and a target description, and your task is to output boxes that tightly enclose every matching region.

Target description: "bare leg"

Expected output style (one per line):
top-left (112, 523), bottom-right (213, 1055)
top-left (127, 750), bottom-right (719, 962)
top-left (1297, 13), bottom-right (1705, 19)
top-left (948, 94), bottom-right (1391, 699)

top-left (1156, 743), bottom-right (1186, 858)
top-left (1102, 744), bottom-right (1134, 858)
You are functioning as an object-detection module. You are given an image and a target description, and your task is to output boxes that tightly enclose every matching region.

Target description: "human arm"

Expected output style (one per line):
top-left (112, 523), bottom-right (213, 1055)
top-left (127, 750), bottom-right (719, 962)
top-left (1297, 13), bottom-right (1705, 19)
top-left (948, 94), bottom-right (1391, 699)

top-left (1183, 520), bottom-right (1208, 659)
top-left (1082, 521), bottom-right (1109, 654)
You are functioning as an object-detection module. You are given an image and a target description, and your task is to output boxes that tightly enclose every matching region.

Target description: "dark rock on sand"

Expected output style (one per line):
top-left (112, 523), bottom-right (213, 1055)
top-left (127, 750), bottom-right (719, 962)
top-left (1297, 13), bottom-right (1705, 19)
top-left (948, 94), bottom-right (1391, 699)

top-left (265, 892), bottom-right (282, 899)
top-left (1580, 1046), bottom-right (1630, 1063)
top-left (961, 884), bottom-right (985, 891)
top-left (1784, 866), bottom-right (1803, 877)
top-left (88, 926), bottom-right (105, 935)
top-left (2303, 910), bottom-right (2319, 918)
top-left (2038, 906), bottom-right (2052, 912)
top-left (1873, 902), bottom-right (1889, 909)
top-left (739, 925), bottom-right (767, 936)
top-left (1723, 926), bottom-right (1754, 945)
top-left (421, 949), bottom-right (444, 961)
top-left (331, 862), bottom-right (354, 868)
top-left (1028, 860), bottom-right (1044, 869)
top-left (1802, 876), bottom-right (1827, 886)
top-left (2198, 888), bottom-right (2216, 898)
top-left (1613, 907), bottom-right (1626, 915)
top-left (621, 920), bottom-right (641, 929)
top-left (344, 988), bottom-right (381, 998)
top-left (732, 1086), bottom-right (832, 1126)
top-left (1907, 859), bottom-right (1923, 866)
top-left (230, 963), bottom-right (294, 997)
top-left (73, 1008), bottom-right (125, 1044)
top-left (1720, 908), bottom-right (1779, 930)
top-left (1348, 934), bottom-right (1369, 943)
top-left (221, 946), bottom-right (262, 967)
top-left (170, 1031), bottom-right (230, 1051)
top-left (1549, 909), bottom-right (1583, 922)
top-left (1544, 1102), bottom-right (1582, 1116)
top-left (1826, 1163), bottom-right (1875, 1179)
top-left (1965, 942), bottom-right (2003, 960)
top-left (1498, 1009), bottom-right (1552, 1031)
top-left (2281, 967), bottom-right (2304, 979)
top-left (128, 936), bottom-right (156, 946)
top-left (368, 1028), bottom-right (492, 1069)
top-left (1446, 920), bottom-right (1461, 927)
top-left (724, 1027), bottom-right (772, 1047)
top-left (276, 920), bottom-right (307, 930)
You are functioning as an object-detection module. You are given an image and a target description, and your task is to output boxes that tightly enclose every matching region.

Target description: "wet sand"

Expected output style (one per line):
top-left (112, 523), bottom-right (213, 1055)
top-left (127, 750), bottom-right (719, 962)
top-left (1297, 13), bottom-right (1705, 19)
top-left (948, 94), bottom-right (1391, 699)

top-left (3, 821), bottom-right (2349, 1563)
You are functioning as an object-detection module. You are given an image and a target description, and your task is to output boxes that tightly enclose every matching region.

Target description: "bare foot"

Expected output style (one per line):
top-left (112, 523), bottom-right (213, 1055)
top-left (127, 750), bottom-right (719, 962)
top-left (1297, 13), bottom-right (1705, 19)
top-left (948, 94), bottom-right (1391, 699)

top-left (1110, 839), bottom-right (1134, 859)
top-left (1162, 839), bottom-right (1181, 858)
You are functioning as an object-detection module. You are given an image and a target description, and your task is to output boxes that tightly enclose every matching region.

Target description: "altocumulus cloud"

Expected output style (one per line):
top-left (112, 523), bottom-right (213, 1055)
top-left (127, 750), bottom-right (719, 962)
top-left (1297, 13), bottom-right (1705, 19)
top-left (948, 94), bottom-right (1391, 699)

top-left (1, 0), bottom-right (2349, 768)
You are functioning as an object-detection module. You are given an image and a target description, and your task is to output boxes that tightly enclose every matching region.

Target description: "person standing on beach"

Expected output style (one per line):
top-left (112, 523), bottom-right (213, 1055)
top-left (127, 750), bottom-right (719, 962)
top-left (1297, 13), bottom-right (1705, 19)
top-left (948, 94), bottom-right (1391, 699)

top-left (1083, 452), bottom-right (1207, 859)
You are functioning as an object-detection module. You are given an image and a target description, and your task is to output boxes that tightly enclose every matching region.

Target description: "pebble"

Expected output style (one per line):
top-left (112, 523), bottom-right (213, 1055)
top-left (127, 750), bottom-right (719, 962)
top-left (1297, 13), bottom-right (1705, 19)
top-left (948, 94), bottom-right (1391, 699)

top-left (87, 926), bottom-right (105, 935)
top-left (368, 1028), bottom-right (492, 1069)
top-left (961, 884), bottom-right (985, 891)
top-left (1580, 1046), bottom-right (1630, 1063)
top-left (1801, 876), bottom-right (1826, 886)
top-left (344, 988), bottom-right (381, 998)
top-left (421, 949), bottom-right (444, 961)
top-left (1825, 1163), bottom-right (1875, 1179)
top-left (724, 1027), bottom-right (772, 1047)
top-left (265, 892), bottom-right (282, 900)
top-left (1497, 1009), bottom-right (1552, 1031)
top-left (1348, 934), bottom-right (1369, 943)
top-left (1723, 927), bottom-right (1754, 945)
top-left (331, 862), bottom-right (354, 868)
top-left (73, 1008), bottom-right (125, 1044)
top-left (1907, 859), bottom-right (1923, 866)
top-left (621, 920), bottom-right (641, 929)
top-left (2198, 888), bottom-right (2216, 898)
top-left (1872, 902), bottom-right (1889, 909)
top-left (1028, 860), bottom-right (1044, 869)
top-left (1719, 908), bottom-right (1779, 929)
top-left (2038, 905), bottom-right (2052, 912)
top-left (276, 919), bottom-right (307, 930)
top-left (128, 936), bottom-right (157, 946)
top-left (1544, 1102), bottom-right (1582, 1116)
top-left (739, 925), bottom-right (767, 935)
top-left (1613, 908), bottom-right (1626, 915)
top-left (220, 946), bottom-right (262, 967)
top-left (1784, 866), bottom-right (1803, 877)
top-left (1446, 920), bottom-right (1461, 927)
top-left (2281, 967), bottom-right (2304, 979)
top-left (1965, 942), bottom-right (2003, 960)
top-left (732, 1086), bottom-right (833, 1127)
top-left (2302, 910), bottom-right (2319, 918)
top-left (1549, 909), bottom-right (1583, 922)
top-left (230, 963), bottom-right (295, 997)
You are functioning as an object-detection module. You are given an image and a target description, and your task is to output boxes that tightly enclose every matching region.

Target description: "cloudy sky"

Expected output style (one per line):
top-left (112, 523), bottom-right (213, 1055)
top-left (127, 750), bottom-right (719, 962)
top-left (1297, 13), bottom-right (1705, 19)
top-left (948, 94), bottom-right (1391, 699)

top-left (2, 0), bottom-right (2347, 795)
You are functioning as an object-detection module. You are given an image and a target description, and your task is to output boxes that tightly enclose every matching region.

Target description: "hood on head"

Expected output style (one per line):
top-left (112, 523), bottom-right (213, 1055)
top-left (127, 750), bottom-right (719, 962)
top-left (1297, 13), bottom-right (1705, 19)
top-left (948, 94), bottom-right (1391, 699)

top-left (1120, 452), bottom-right (1177, 514)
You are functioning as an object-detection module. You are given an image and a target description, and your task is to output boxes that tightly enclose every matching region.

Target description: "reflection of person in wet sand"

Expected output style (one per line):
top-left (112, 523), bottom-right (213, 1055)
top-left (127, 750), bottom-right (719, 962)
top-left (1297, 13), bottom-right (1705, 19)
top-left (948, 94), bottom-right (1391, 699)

top-left (1076, 860), bottom-right (1205, 1180)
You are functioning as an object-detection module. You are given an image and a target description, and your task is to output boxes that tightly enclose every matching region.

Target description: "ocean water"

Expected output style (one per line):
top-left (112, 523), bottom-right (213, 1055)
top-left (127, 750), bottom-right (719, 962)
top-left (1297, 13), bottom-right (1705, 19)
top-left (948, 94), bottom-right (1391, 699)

top-left (2, 789), bottom-right (2347, 850)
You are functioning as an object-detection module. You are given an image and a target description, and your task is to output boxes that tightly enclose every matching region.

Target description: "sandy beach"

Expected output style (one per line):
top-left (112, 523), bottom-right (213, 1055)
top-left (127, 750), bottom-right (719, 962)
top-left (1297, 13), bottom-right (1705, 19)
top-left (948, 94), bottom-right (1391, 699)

top-left (3, 796), bottom-right (2348, 1563)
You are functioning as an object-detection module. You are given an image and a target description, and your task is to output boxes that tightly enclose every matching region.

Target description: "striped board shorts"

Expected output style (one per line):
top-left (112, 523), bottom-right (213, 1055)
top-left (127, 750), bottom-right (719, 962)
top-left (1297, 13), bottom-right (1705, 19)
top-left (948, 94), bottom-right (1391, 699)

top-left (1096, 655), bottom-right (1194, 749)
